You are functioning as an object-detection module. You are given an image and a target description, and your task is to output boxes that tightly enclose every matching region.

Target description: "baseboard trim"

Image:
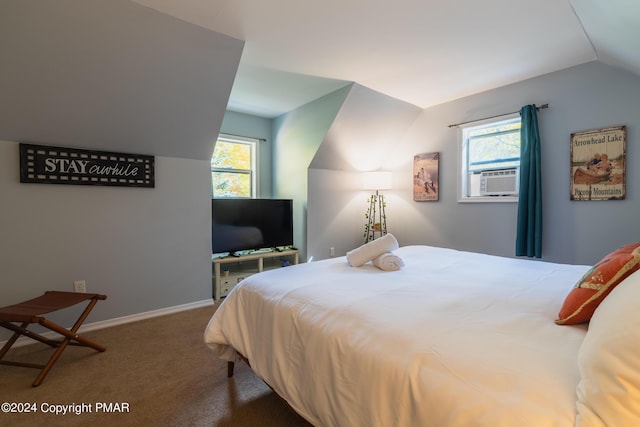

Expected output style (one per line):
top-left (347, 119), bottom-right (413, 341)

top-left (2, 299), bottom-right (215, 349)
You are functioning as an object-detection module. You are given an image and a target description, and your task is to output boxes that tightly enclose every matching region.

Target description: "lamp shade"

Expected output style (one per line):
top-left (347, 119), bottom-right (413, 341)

top-left (362, 171), bottom-right (392, 190)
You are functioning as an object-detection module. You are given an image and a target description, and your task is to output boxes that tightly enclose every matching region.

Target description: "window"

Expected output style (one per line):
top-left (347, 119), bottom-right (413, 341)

top-left (459, 115), bottom-right (521, 201)
top-left (211, 135), bottom-right (258, 198)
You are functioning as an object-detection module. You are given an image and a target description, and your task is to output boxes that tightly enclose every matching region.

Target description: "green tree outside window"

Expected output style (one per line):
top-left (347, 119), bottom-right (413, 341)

top-left (211, 137), bottom-right (257, 198)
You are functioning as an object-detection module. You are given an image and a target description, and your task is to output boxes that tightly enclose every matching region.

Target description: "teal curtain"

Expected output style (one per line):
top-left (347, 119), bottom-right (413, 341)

top-left (516, 104), bottom-right (542, 258)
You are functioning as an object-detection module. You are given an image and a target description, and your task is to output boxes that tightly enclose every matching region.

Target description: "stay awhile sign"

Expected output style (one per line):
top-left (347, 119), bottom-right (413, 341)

top-left (20, 143), bottom-right (154, 187)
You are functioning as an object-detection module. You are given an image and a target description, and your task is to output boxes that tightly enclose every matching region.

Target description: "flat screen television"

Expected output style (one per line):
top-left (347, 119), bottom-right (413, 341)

top-left (212, 198), bottom-right (294, 255)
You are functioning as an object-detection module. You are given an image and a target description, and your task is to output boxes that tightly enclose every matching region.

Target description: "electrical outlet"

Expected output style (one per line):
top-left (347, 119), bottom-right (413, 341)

top-left (330, 247), bottom-right (335, 257)
top-left (74, 280), bottom-right (86, 293)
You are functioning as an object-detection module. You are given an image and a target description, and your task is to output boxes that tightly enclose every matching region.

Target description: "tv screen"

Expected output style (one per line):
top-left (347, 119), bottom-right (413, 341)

top-left (212, 198), bottom-right (294, 254)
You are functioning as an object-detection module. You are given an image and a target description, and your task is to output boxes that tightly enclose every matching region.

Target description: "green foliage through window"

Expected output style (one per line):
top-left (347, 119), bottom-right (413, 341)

top-left (467, 121), bottom-right (521, 172)
top-left (460, 116), bottom-right (521, 199)
top-left (211, 136), bottom-right (257, 198)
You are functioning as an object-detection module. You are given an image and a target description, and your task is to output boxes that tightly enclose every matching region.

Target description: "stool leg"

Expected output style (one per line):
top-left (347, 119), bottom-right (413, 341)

top-left (40, 319), bottom-right (106, 352)
top-left (32, 298), bottom-right (105, 387)
top-left (0, 322), bottom-right (27, 361)
top-left (32, 338), bottom-right (70, 387)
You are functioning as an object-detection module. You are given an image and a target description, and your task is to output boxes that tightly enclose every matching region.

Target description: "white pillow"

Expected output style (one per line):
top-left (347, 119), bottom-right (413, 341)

top-left (575, 269), bottom-right (640, 427)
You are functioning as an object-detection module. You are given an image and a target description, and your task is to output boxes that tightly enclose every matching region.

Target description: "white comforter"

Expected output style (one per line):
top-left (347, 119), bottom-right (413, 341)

top-left (204, 245), bottom-right (590, 427)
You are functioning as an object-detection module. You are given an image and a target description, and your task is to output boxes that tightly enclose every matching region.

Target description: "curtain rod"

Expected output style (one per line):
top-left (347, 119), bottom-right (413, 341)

top-left (447, 104), bottom-right (549, 128)
top-left (219, 132), bottom-right (267, 142)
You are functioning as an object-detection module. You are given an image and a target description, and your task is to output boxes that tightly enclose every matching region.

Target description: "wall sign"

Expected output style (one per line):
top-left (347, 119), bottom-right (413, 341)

top-left (20, 143), bottom-right (154, 188)
top-left (413, 152), bottom-right (439, 201)
top-left (570, 126), bottom-right (625, 201)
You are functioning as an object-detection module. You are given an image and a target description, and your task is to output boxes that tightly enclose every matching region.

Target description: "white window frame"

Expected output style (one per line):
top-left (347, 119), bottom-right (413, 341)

top-left (457, 114), bottom-right (521, 203)
top-left (211, 134), bottom-right (258, 198)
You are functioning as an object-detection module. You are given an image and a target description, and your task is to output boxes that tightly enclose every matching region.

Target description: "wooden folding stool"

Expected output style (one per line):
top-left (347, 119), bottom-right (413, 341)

top-left (0, 291), bottom-right (107, 386)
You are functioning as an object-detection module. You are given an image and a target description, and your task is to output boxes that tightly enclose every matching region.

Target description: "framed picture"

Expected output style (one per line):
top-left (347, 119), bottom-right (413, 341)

top-left (570, 126), bottom-right (626, 201)
top-left (413, 152), bottom-right (439, 201)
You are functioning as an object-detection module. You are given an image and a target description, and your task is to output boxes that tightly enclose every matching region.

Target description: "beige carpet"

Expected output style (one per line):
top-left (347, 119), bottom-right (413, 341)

top-left (0, 304), bottom-right (311, 427)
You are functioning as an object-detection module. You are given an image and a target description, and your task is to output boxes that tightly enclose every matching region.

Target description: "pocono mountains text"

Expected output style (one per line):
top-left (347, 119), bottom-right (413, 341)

top-left (19, 143), bottom-right (154, 188)
top-left (573, 187), bottom-right (624, 199)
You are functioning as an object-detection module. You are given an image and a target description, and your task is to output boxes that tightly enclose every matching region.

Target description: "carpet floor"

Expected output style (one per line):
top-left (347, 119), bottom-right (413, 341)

top-left (0, 304), bottom-right (311, 426)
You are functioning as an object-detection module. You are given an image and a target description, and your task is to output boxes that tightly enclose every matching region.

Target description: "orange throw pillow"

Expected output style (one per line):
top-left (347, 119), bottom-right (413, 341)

top-left (556, 243), bottom-right (640, 325)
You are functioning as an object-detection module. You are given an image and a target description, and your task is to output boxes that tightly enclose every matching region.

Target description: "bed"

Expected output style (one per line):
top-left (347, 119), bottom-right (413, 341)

top-left (204, 243), bottom-right (640, 427)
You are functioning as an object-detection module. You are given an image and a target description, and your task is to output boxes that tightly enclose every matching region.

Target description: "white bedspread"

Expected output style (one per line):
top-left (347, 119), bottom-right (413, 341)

top-left (204, 245), bottom-right (590, 427)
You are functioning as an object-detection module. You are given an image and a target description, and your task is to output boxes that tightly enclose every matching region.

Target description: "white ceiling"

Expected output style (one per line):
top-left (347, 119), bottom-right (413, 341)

top-left (132, 0), bottom-right (640, 118)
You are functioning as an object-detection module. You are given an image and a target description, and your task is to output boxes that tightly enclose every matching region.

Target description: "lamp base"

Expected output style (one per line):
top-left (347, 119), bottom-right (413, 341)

top-left (364, 192), bottom-right (387, 243)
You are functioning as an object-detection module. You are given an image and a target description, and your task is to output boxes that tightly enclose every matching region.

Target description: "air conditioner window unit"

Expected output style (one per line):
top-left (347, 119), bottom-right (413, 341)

top-left (480, 168), bottom-right (518, 196)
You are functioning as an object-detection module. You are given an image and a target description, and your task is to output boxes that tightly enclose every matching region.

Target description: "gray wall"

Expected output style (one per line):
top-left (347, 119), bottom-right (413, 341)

top-left (273, 86), bottom-right (352, 261)
top-left (0, 0), bottom-right (243, 160)
top-left (306, 84), bottom-right (421, 259)
top-left (306, 61), bottom-right (640, 265)
top-left (0, 143), bottom-right (212, 330)
top-left (0, 0), bottom-right (242, 335)
top-left (307, 168), bottom-right (365, 260)
top-left (309, 84), bottom-right (421, 172)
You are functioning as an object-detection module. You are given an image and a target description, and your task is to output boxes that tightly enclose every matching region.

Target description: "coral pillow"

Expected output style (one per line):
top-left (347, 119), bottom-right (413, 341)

top-left (556, 242), bottom-right (640, 325)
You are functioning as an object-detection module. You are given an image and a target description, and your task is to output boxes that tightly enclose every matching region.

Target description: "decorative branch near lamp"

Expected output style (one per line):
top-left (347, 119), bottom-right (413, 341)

top-left (362, 171), bottom-right (392, 243)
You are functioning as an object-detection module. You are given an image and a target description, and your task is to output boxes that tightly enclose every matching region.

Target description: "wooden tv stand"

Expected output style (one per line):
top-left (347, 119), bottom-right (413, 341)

top-left (212, 249), bottom-right (299, 300)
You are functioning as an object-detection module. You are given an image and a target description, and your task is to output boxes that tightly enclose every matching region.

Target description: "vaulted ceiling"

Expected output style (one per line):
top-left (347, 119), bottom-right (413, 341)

top-left (133, 0), bottom-right (640, 118)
